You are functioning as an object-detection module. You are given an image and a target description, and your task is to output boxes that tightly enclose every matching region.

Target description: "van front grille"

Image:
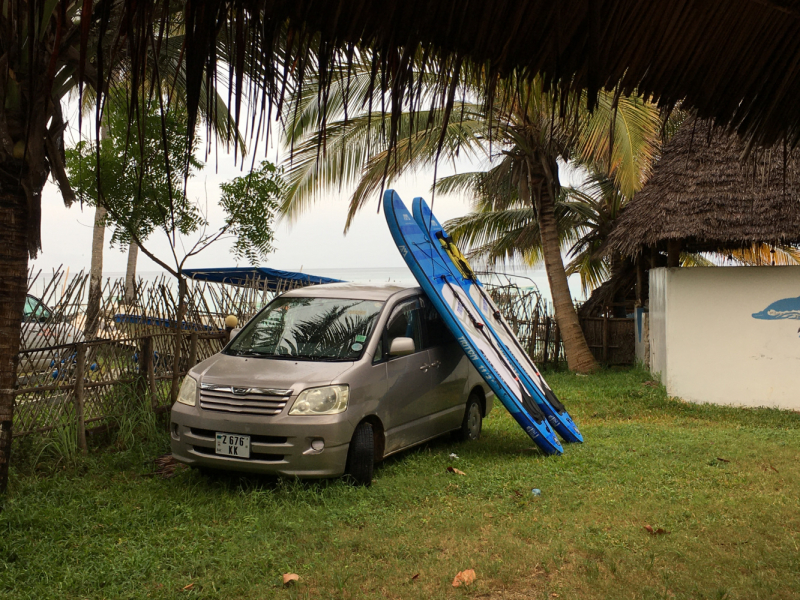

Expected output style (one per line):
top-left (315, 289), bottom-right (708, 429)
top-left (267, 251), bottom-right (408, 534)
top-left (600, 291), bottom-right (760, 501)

top-left (192, 445), bottom-right (284, 462)
top-left (199, 383), bottom-right (292, 416)
top-left (189, 428), bottom-right (287, 444)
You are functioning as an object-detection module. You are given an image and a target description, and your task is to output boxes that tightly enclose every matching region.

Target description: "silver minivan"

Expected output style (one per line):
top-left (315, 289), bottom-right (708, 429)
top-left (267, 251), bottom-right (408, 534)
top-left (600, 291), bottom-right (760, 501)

top-left (170, 283), bottom-right (493, 485)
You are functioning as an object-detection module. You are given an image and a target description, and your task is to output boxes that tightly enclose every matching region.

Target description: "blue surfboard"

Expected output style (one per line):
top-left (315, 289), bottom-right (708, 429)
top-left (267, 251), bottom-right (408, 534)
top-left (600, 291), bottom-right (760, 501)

top-left (383, 190), bottom-right (563, 455)
top-left (412, 197), bottom-right (583, 443)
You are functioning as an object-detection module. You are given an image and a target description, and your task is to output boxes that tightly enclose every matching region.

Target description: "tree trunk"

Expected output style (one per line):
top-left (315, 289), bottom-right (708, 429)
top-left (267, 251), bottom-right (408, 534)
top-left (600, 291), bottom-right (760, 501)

top-left (0, 174), bottom-right (31, 493)
top-left (524, 155), bottom-right (599, 373)
top-left (84, 125), bottom-right (109, 339)
top-left (84, 205), bottom-right (107, 339)
top-left (169, 276), bottom-right (187, 404)
top-left (124, 243), bottom-right (139, 304)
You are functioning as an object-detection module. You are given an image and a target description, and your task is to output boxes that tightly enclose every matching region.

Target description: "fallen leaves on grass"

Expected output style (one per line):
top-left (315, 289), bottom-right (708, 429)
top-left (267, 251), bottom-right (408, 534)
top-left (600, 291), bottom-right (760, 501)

top-left (282, 573), bottom-right (300, 586)
top-left (452, 569), bottom-right (476, 587)
top-left (513, 490), bottom-right (523, 498)
top-left (447, 466), bottom-right (466, 476)
top-left (644, 525), bottom-right (670, 535)
top-left (716, 457), bottom-right (730, 463)
top-left (152, 454), bottom-right (186, 479)
top-left (763, 463), bottom-right (779, 473)
top-left (411, 573), bottom-right (420, 582)
top-left (643, 380), bottom-right (659, 388)
top-left (182, 583), bottom-right (194, 591)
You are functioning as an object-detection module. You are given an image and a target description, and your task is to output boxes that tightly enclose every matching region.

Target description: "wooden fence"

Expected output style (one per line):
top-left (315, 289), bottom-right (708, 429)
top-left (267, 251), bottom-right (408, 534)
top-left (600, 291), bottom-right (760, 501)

top-left (14, 266), bottom-right (299, 440)
top-left (579, 316), bottom-right (635, 365)
top-left (14, 331), bottom-right (230, 442)
top-left (15, 268), bottom-right (636, 443)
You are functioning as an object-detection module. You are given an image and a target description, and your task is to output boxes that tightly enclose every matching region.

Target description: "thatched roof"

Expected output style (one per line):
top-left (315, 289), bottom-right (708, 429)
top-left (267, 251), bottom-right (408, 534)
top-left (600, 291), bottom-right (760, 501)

top-left (176, 1), bottom-right (800, 151)
top-left (607, 118), bottom-right (800, 257)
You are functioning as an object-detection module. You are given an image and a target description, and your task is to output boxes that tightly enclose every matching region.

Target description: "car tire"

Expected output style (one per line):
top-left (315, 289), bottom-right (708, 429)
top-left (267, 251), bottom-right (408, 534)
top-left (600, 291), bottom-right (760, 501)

top-left (456, 392), bottom-right (483, 442)
top-left (345, 421), bottom-right (374, 486)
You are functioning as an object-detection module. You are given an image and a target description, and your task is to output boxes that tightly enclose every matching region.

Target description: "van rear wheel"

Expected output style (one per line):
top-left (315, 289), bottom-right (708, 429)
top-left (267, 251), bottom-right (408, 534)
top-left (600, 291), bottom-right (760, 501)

top-left (345, 422), bottom-right (374, 486)
top-left (456, 392), bottom-right (483, 442)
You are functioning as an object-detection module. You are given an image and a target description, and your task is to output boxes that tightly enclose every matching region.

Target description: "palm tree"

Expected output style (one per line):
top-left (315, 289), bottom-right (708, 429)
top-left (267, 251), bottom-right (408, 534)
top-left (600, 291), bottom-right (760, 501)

top-left (281, 65), bottom-right (662, 373)
top-left (0, 1), bottom-right (270, 492)
top-left (442, 171), bottom-right (625, 296)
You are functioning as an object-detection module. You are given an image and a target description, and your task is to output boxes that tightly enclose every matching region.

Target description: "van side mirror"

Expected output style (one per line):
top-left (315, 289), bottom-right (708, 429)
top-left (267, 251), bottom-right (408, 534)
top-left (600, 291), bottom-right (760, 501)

top-left (388, 337), bottom-right (415, 357)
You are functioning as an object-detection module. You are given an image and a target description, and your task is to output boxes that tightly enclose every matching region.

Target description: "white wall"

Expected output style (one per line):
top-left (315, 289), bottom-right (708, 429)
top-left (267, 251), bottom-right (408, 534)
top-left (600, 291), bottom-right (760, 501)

top-left (649, 266), bottom-right (800, 409)
top-left (648, 268), bottom-right (668, 378)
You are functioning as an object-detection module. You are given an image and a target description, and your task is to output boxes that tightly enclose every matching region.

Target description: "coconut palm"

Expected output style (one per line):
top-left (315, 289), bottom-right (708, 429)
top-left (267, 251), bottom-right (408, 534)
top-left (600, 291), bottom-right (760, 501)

top-left (281, 65), bottom-right (663, 373)
top-left (0, 0), bottom-right (276, 492)
top-left (442, 171), bottom-right (624, 296)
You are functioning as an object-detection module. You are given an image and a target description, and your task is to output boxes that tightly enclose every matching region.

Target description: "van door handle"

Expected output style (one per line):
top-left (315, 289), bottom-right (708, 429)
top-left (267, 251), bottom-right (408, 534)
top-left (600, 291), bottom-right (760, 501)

top-left (419, 364), bottom-right (429, 372)
top-left (430, 360), bottom-right (441, 368)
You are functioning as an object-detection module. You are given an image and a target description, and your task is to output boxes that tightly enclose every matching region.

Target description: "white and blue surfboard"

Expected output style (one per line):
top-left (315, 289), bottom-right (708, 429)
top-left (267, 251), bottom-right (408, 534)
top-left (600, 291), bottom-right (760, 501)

top-left (384, 190), bottom-right (563, 455)
top-left (412, 196), bottom-right (583, 444)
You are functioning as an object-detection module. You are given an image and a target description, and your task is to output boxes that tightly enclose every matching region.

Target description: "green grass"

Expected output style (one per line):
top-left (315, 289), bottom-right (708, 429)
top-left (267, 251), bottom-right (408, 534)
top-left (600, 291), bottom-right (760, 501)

top-left (2, 368), bottom-right (800, 599)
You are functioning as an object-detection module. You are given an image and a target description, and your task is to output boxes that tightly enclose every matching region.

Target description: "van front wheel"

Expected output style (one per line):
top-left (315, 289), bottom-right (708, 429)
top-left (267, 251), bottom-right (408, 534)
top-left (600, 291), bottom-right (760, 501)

top-left (345, 422), bottom-right (374, 486)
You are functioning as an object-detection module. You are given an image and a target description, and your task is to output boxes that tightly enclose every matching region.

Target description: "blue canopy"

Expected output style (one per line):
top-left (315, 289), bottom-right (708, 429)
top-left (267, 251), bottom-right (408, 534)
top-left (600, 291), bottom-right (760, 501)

top-left (182, 267), bottom-right (342, 291)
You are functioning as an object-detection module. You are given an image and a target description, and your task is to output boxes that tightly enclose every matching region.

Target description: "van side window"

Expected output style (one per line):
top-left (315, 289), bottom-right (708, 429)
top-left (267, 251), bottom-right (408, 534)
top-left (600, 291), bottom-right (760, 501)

top-left (421, 296), bottom-right (454, 348)
top-left (385, 298), bottom-right (423, 355)
top-left (372, 338), bottom-right (383, 363)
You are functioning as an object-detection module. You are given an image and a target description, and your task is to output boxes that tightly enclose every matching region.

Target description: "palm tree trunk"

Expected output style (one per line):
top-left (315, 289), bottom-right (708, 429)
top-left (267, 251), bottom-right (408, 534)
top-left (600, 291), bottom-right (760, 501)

top-left (84, 205), bottom-right (107, 339)
top-left (0, 173), bottom-right (30, 493)
top-left (85, 124), bottom-right (110, 338)
top-left (524, 155), bottom-right (599, 373)
top-left (124, 243), bottom-right (139, 304)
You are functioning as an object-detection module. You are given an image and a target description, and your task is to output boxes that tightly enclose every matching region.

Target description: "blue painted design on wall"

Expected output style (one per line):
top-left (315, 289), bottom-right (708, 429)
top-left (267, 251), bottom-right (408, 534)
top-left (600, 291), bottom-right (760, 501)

top-left (635, 307), bottom-right (645, 342)
top-left (752, 296), bottom-right (800, 320)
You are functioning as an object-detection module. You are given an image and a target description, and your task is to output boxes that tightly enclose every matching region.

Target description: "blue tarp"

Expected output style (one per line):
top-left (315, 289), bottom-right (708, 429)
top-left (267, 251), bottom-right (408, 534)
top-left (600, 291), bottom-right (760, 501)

top-left (182, 267), bottom-right (342, 291)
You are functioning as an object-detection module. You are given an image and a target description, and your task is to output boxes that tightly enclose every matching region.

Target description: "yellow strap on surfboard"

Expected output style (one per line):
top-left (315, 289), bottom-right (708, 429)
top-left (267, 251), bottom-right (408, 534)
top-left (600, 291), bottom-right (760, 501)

top-left (437, 233), bottom-right (476, 280)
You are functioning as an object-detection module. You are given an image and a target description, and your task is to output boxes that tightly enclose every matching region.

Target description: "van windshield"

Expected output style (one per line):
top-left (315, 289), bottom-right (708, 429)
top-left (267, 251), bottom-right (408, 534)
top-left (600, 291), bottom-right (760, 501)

top-left (226, 297), bottom-right (384, 361)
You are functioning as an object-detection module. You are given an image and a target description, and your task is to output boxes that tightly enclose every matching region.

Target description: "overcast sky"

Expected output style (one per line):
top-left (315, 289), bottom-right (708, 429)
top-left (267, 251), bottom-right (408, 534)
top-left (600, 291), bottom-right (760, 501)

top-left (30, 107), bottom-right (585, 286)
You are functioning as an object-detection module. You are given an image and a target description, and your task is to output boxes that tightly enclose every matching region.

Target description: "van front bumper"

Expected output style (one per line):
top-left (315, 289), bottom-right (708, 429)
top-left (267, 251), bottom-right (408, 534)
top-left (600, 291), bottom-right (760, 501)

top-left (170, 402), bottom-right (354, 477)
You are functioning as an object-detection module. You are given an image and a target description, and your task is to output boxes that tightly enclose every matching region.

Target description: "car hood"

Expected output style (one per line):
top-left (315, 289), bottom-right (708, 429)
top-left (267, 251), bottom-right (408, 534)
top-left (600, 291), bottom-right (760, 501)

top-left (190, 352), bottom-right (356, 392)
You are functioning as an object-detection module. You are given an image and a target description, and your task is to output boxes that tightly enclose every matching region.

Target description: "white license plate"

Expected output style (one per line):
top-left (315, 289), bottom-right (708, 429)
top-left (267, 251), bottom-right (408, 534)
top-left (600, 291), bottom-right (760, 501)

top-left (215, 432), bottom-right (250, 458)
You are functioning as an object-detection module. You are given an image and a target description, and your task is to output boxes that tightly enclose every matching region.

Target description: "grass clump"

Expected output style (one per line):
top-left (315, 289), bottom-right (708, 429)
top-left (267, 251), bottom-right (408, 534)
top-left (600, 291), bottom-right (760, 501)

top-left (2, 368), bottom-right (799, 599)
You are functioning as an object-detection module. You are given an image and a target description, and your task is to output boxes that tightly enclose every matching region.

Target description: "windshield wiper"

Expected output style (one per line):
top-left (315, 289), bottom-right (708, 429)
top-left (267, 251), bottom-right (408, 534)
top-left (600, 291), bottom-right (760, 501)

top-left (274, 353), bottom-right (352, 362)
top-left (226, 349), bottom-right (267, 357)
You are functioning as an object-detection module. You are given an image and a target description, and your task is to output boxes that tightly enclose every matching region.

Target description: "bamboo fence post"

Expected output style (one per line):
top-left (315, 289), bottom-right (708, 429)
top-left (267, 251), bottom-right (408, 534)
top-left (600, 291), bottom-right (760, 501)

top-left (602, 315), bottom-right (609, 364)
top-left (529, 314), bottom-right (540, 360)
top-left (188, 331), bottom-right (198, 370)
top-left (142, 336), bottom-right (157, 409)
top-left (73, 343), bottom-right (88, 453)
top-left (553, 323), bottom-right (561, 364)
top-left (542, 318), bottom-right (551, 366)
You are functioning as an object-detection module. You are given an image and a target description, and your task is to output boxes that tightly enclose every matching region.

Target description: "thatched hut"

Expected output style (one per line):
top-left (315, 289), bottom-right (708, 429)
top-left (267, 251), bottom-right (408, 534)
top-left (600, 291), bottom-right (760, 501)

top-left (607, 118), bottom-right (800, 263)
top-left (580, 118), bottom-right (800, 318)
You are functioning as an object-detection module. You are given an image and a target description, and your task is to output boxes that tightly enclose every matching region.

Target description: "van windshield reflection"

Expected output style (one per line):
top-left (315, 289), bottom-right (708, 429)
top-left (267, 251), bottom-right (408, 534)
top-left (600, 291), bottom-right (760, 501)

top-left (226, 297), bottom-right (384, 361)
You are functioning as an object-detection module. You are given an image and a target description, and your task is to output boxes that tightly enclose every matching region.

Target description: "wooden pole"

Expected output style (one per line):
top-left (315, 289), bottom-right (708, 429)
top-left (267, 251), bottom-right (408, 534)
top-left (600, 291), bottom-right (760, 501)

top-left (188, 331), bottom-right (198, 370)
top-left (667, 239), bottom-right (682, 268)
top-left (529, 314), bottom-right (540, 359)
top-left (553, 323), bottom-right (561, 364)
top-left (73, 343), bottom-right (88, 454)
top-left (602, 315), bottom-right (609, 364)
top-left (635, 255), bottom-right (644, 306)
top-left (142, 336), bottom-right (157, 409)
top-left (542, 318), bottom-right (551, 366)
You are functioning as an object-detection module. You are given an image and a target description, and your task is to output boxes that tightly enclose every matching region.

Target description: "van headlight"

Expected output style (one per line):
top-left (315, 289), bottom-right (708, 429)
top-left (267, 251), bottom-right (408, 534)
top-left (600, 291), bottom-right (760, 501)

top-left (176, 375), bottom-right (198, 406)
top-left (289, 385), bottom-right (349, 415)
